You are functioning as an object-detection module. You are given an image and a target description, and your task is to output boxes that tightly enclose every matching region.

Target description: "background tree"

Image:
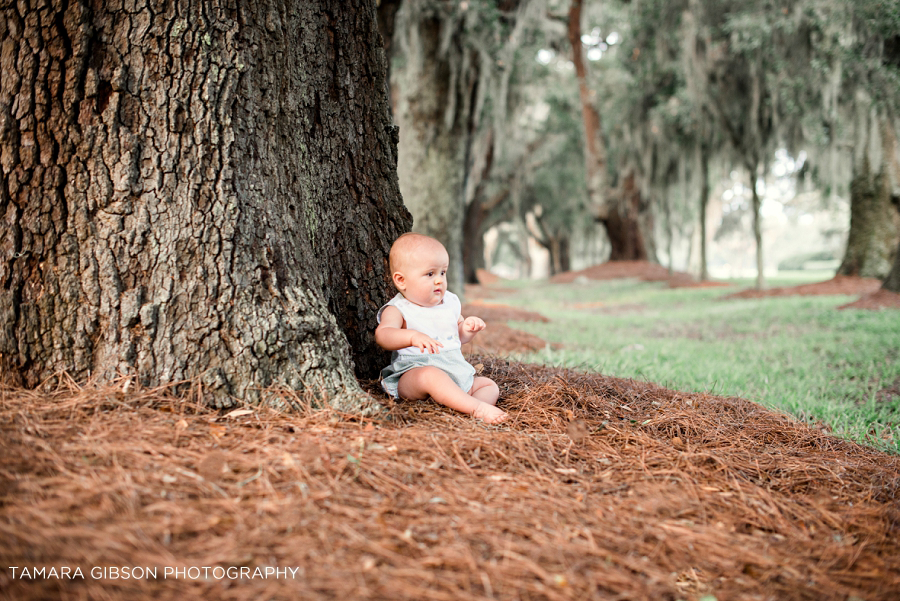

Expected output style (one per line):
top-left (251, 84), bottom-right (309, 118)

top-left (567, 0), bottom-right (654, 261)
top-left (391, 0), bottom-right (533, 294)
top-left (683, 0), bottom-right (786, 289)
top-left (827, 0), bottom-right (900, 281)
top-left (381, 0), bottom-right (899, 288)
top-left (0, 0), bottom-right (411, 405)
top-left (523, 92), bottom-right (589, 275)
top-left (615, 0), bottom-right (711, 276)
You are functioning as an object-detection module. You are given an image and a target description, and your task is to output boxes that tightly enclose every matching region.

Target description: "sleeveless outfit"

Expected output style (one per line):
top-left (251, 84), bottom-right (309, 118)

top-left (377, 291), bottom-right (476, 398)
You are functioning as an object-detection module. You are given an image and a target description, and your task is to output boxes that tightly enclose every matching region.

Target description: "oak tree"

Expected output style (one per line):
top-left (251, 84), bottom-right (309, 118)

top-left (0, 0), bottom-right (411, 407)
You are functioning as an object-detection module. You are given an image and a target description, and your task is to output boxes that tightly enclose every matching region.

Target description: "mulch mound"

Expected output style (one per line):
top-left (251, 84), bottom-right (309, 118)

top-left (2, 362), bottom-right (899, 600)
top-left (551, 260), bottom-right (674, 284)
top-left (475, 268), bottom-right (502, 286)
top-left (839, 288), bottom-right (900, 310)
top-left (667, 273), bottom-right (731, 289)
top-left (551, 261), bottom-right (727, 289)
top-left (461, 323), bottom-right (553, 355)
top-left (461, 302), bottom-right (550, 324)
top-left (463, 284), bottom-right (515, 300)
top-left (724, 275), bottom-right (882, 300)
top-left (461, 302), bottom-right (554, 355)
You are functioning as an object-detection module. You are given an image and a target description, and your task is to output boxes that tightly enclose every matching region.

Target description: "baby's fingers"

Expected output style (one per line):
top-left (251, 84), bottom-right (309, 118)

top-left (419, 339), bottom-right (443, 354)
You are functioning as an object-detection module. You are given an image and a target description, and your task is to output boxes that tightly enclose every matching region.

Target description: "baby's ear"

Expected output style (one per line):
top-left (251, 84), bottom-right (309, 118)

top-left (392, 272), bottom-right (405, 290)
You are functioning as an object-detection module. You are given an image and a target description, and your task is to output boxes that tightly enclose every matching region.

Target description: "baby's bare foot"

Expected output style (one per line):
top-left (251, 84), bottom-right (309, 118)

top-left (473, 402), bottom-right (508, 424)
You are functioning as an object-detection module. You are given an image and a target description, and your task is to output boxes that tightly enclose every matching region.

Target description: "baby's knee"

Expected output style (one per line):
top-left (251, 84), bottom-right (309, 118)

top-left (472, 377), bottom-right (500, 401)
top-left (405, 366), bottom-right (450, 388)
top-left (476, 376), bottom-right (499, 390)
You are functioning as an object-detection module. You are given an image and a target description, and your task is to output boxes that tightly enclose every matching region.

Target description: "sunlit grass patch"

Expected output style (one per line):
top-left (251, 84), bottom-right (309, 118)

top-left (495, 277), bottom-right (900, 452)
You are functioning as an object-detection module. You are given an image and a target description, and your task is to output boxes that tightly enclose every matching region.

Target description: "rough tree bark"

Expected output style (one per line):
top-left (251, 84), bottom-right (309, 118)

top-left (0, 0), bottom-right (411, 407)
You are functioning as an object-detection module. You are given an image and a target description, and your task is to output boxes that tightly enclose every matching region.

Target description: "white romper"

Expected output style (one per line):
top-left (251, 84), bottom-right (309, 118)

top-left (376, 291), bottom-right (476, 398)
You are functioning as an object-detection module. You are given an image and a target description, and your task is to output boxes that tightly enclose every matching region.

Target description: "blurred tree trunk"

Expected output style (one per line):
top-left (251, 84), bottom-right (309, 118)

top-left (529, 212), bottom-right (570, 276)
top-left (567, 0), bottom-right (608, 217)
top-left (698, 142), bottom-right (711, 281)
top-left (0, 0), bottom-right (410, 406)
top-left (749, 162), bottom-right (766, 290)
top-left (602, 172), bottom-right (650, 261)
top-left (549, 235), bottom-right (571, 275)
top-left (838, 159), bottom-right (890, 277)
top-left (462, 201), bottom-right (487, 284)
top-left (837, 134), bottom-right (900, 279)
top-left (463, 130), bottom-right (552, 283)
top-left (663, 197), bottom-right (674, 275)
top-left (462, 129), bottom-right (495, 284)
top-left (883, 237), bottom-right (900, 292)
top-left (376, 0), bottom-right (403, 108)
top-left (394, 3), bottom-right (479, 295)
top-left (568, 0), bottom-right (651, 261)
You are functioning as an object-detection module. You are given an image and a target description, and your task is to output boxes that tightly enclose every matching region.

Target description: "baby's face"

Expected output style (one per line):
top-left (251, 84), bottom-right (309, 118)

top-left (395, 245), bottom-right (449, 307)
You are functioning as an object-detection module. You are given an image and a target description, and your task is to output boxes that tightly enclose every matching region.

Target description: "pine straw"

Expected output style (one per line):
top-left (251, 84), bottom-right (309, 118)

top-left (549, 260), bottom-right (718, 289)
top-left (2, 360), bottom-right (899, 601)
top-left (839, 289), bottom-right (900, 310)
top-left (460, 304), bottom-right (555, 355)
top-left (724, 275), bottom-right (883, 300)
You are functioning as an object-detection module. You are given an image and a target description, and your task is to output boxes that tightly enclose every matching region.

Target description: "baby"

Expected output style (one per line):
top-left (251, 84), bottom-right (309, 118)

top-left (375, 233), bottom-right (508, 424)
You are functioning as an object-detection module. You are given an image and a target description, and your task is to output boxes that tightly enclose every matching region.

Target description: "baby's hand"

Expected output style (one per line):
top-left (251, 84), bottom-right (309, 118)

top-left (462, 316), bottom-right (486, 334)
top-left (409, 331), bottom-right (443, 354)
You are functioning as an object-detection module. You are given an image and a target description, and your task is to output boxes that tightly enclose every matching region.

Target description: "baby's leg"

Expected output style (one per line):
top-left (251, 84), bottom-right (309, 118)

top-left (469, 377), bottom-right (500, 406)
top-left (398, 367), bottom-right (507, 424)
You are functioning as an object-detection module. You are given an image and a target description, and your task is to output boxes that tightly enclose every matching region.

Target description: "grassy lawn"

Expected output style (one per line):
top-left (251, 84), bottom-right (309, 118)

top-left (489, 275), bottom-right (900, 453)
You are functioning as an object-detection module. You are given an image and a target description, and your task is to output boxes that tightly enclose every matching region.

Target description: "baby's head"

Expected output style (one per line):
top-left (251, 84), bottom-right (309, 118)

top-left (389, 233), bottom-right (449, 307)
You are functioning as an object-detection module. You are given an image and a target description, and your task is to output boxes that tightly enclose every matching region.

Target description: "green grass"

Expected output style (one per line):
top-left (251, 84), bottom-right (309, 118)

top-left (487, 277), bottom-right (900, 453)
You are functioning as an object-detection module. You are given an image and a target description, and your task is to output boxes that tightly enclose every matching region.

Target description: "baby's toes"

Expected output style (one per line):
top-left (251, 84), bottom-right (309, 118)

top-left (474, 404), bottom-right (508, 425)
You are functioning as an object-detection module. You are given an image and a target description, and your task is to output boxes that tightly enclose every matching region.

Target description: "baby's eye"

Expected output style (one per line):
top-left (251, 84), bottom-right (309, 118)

top-left (441, 270), bottom-right (446, 276)
top-left (426, 271), bottom-right (434, 277)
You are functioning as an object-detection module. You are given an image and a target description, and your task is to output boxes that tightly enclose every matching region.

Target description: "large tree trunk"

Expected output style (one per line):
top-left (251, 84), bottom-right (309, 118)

top-left (394, 3), bottom-right (478, 296)
top-left (0, 0), bottom-right (411, 406)
top-left (837, 156), bottom-right (899, 278)
top-left (837, 109), bottom-right (900, 278)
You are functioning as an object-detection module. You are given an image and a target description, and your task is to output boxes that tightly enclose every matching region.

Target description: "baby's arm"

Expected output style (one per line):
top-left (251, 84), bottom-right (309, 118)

top-left (458, 315), bottom-right (486, 345)
top-left (376, 306), bottom-right (444, 354)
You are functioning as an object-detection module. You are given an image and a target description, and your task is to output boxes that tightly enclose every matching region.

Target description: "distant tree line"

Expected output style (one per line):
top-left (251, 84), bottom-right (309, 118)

top-left (380, 0), bottom-right (900, 291)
